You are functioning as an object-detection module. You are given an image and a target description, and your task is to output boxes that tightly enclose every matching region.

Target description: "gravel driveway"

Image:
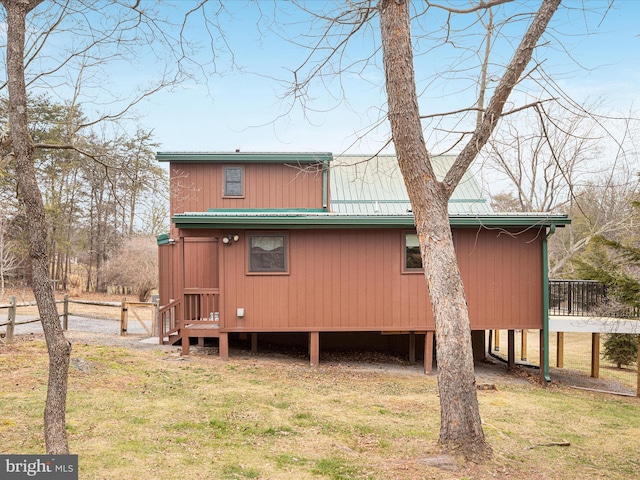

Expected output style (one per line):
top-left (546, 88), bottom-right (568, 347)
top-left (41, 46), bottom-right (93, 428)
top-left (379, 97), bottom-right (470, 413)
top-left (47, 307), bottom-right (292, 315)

top-left (5, 315), bottom-right (172, 350)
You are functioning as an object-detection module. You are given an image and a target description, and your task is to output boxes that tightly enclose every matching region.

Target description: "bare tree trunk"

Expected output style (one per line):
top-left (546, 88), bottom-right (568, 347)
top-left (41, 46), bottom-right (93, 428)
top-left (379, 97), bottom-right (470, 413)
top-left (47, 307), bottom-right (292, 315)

top-left (379, 0), bottom-right (561, 460)
top-left (379, 0), bottom-right (489, 460)
top-left (2, 0), bottom-right (71, 454)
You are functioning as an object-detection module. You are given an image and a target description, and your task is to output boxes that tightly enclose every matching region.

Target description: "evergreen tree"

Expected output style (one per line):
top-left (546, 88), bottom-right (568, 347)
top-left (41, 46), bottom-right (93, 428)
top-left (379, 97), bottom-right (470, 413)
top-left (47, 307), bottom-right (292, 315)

top-left (573, 219), bottom-right (640, 369)
top-left (602, 333), bottom-right (638, 369)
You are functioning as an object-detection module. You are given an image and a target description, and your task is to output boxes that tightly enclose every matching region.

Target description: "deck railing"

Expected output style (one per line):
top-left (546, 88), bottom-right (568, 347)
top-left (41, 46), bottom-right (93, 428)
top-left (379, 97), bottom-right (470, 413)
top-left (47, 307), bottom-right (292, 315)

top-left (158, 297), bottom-right (181, 343)
top-left (183, 289), bottom-right (220, 321)
top-left (549, 280), bottom-right (639, 318)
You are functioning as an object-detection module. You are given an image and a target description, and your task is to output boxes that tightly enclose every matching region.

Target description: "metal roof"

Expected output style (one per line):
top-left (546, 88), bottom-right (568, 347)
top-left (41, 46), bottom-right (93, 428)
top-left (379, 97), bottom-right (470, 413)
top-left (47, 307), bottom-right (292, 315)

top-left (160, 151), bottom-right (571, 231)
top-left (330, 155), bottom-right (491, 215)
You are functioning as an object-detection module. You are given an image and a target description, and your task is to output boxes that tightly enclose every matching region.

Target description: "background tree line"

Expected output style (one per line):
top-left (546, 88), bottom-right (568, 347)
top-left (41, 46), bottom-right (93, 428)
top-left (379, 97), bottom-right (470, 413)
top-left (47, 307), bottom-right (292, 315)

top-left (0, 94), bottom-right (167, 301)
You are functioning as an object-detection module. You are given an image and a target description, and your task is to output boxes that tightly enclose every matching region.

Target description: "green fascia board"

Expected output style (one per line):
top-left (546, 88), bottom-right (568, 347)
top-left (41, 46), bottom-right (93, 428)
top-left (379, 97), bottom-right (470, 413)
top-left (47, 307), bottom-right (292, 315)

top-left (156, 152), bottom-right (333, 164)
top-left (172, 212), bottom-right (570, 229)
top-left (207, 208), bottom-right (327, 213)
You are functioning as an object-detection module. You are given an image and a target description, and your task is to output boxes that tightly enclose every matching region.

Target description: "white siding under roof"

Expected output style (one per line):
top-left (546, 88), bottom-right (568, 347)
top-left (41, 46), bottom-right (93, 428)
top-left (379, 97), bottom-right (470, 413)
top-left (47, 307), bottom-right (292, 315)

top-left (330, 155), bottom-right (492, 215)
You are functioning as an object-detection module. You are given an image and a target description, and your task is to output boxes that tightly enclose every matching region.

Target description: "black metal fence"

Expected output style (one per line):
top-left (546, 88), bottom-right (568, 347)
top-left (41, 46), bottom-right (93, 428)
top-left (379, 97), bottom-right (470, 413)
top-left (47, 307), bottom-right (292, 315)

top-left (549, 279), bottom-right (639, 318)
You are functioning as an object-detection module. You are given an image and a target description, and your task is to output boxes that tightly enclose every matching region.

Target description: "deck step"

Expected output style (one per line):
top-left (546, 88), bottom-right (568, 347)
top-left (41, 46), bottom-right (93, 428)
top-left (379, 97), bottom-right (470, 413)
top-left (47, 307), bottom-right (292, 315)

top-left (163, 333), bottom-right (181, 346)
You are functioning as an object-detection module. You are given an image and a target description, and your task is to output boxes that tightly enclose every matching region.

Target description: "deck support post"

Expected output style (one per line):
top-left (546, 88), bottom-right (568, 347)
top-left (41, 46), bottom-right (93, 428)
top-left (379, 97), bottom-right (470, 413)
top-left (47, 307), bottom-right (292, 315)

top-left (309, 332), bottom-right (320, 367)
top-left (494, 329), bottom-right (500, 351)
top-left (521, 329), bottom-right (528, 361)
top-left (409, 332), bottom-right (416, 364)
top-left (219, 332), bottom-right (229, 361)
top-left (424, 331), bottom-right (434, 374)
top-left (556, 332), bottom-right (564, 368)
top-left (507, 330), bottom-right (515, 370)
top-left (181, 335), bottom-right (190, 356)
top-left (591, 332), bottom-right (600, 378)
top-left (251, 333), bottom-right (258, 353)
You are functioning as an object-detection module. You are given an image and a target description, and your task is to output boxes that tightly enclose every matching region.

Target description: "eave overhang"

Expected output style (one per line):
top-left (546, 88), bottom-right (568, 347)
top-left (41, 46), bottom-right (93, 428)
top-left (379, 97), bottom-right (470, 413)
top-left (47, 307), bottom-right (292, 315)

top-left (171, 210), bottom-right (571, 230)
top-left (156, 152), bottom-right (333, 164)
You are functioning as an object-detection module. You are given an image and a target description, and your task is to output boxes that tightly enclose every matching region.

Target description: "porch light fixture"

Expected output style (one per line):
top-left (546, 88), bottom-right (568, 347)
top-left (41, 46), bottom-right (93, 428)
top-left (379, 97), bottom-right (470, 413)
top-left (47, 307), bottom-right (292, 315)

top-left (223, 234), bottom-right (240, 245)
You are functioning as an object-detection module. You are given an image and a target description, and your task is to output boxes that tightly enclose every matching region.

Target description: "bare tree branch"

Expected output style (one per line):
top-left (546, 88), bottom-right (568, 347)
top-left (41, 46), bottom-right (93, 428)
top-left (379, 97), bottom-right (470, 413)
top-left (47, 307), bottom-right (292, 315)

top-left (443, 0), bottom-right (561, 195)
top-left (426, 0), bottom-right (514, 15)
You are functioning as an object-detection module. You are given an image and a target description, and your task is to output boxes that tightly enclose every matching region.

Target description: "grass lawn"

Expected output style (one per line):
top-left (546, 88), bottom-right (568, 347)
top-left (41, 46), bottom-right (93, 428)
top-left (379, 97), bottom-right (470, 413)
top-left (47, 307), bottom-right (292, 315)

top-left (1, 336), bottom-right (639, 479)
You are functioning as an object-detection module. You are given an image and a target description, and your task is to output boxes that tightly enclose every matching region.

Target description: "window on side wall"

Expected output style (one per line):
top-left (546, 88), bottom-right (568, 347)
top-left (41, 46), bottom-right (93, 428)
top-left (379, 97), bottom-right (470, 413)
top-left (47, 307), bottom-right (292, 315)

top-left (403, 230), bottom-right (456, 273)
top-left (248, 233), bottom-right (288, 274)
top-left (404, 232), bottom-right (423, 272)
top-left (223, 166), bottom-right (244, 197)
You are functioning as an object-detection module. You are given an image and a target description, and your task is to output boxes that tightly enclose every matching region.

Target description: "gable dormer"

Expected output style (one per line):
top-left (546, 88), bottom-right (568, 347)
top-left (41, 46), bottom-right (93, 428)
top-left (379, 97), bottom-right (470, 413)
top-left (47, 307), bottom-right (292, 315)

top-left (157, 152), bottom-right (332, 218)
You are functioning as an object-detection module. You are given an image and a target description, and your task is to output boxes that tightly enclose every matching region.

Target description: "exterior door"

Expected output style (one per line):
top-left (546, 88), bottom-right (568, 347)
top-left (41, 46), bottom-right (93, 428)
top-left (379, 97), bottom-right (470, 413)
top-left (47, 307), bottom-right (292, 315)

top-left (182, 237), bottom-right (220, 320)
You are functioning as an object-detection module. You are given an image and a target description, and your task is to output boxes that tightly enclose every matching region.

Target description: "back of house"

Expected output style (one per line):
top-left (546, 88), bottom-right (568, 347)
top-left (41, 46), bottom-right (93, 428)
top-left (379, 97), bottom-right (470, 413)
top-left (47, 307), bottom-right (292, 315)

top-left (156, 152), bottom-right (569, 368)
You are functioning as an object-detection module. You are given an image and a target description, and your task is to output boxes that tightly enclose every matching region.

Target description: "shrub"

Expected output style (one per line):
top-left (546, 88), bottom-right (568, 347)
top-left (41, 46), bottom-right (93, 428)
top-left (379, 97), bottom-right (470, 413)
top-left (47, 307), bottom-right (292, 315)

top-left (602, 333), bottom-right (638, 369)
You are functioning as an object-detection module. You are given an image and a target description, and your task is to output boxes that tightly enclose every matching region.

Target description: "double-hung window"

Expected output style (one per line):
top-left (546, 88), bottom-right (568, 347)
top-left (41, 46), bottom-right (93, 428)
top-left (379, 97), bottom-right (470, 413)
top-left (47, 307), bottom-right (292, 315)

top-left (223, 166), bottom-right (244, 197)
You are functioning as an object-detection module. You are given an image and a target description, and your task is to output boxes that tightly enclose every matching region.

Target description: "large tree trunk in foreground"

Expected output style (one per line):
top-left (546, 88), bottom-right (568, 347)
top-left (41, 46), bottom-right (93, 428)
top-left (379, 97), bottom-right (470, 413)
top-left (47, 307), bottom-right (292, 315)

top-left (3, 0), bottom-right (71, 454)
top-left (379, 0), bottom-right (561, 460)
top-left (378, 0), bottom-right (488, 460)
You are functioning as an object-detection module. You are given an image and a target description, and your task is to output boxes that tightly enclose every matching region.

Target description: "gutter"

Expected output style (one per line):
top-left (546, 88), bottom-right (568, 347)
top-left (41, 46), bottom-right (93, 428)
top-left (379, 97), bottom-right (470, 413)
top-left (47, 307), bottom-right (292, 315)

top-left (542, 223), bottom-right (557, 383)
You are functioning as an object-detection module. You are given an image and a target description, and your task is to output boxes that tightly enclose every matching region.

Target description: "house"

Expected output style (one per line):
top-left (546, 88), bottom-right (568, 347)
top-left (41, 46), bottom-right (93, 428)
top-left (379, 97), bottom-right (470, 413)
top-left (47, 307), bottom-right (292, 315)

top-left (156, 152), bottom-right (570, 377)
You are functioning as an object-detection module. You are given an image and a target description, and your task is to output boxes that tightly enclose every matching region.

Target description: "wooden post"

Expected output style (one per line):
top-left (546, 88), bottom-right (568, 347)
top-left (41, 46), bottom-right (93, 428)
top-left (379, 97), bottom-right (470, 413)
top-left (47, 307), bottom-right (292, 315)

top-left (152, 303), bottom-right (158, 337)
top-left (219, 332), bottom-right (229, 361)
top-left (507, 330), bottom-right (515, 370)
top-left (520, 329), bottom-right (528, 361)
top-left (251, 333), bottom-right (258, 353)
top-left (181, 333), bottom-right (190, 356)
top-left (120, 298), bottom-right (128, 336)
top-left (63, 294), bottom-right (69, 330)
top-left (5, 296), bottom-right (16, 344)
top-left (494, 329), bottom-right (500, 351)
top-left (591, 333), bottom-right (600, 379)
top-left (556, 332), bottom-right (564, 368)
top-left (424, 331), bottom-right (434, 374)
top-left (309, 332), bottom-right (320, 367)
top-left (409, 332), bottom-right (416, 364)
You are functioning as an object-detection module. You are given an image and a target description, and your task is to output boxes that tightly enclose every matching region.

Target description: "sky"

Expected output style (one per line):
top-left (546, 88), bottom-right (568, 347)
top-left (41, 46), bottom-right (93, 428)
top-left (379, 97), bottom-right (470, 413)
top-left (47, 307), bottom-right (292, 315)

top-left (129, 1), bottom-right (640, 156)
top-left (5, 1), bottom-right (640, 157)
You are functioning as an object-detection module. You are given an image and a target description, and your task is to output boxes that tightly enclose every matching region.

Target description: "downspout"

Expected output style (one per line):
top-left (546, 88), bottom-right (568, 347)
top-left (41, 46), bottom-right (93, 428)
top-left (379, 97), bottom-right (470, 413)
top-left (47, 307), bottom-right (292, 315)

top-left (322, 160), bottom-right (329, 210)
top-left (542, 223), bottom-right (556, 383)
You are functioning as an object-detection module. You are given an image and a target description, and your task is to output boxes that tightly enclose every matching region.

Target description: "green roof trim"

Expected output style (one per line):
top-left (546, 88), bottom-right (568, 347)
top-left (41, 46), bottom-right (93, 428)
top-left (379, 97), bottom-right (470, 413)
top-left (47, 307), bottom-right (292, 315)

top-left (156, 152), bottom-right (333, 164)
top-left (172, 211), bottom-right (570, 230)
top-left (207, 208), bottom-right (327, 213)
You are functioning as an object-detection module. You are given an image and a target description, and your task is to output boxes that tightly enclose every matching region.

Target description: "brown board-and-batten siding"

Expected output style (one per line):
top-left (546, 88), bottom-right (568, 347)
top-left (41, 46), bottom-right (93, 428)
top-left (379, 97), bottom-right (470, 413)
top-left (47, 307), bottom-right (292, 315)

top-left (169, 162), bottom-right (325, 222)
top-left (456, 227), bottom-right (544, 330)
top-left (192, 226), bottom-right (545, 333)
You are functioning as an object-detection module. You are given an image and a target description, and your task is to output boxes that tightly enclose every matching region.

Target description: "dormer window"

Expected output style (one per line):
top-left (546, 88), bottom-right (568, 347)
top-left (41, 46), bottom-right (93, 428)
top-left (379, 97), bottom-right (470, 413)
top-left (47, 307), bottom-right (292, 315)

top-left (223, 166), bottom-right (244, 197)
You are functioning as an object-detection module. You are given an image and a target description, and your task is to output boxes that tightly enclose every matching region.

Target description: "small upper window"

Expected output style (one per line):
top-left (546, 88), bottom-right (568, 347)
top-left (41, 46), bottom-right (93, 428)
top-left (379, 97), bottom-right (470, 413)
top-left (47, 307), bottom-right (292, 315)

top-left (249, 234), bottom-right (287, 273)
top-left (223, 166), bottom-right (244, 197)
top-left (404, 233), bottom-right (423, 271)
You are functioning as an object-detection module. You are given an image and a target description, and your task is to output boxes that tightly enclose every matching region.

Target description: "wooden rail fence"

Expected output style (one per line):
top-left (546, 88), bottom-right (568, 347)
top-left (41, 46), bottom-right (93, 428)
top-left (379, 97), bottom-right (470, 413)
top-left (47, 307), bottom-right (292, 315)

top-left (0, 295), bottom-right (158, 344)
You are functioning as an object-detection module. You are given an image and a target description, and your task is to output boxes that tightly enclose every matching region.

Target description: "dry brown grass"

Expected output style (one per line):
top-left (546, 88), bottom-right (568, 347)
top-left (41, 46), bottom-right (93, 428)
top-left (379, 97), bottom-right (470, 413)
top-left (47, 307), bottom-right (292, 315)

top-left (1, 334), bottom-right (640, 479)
